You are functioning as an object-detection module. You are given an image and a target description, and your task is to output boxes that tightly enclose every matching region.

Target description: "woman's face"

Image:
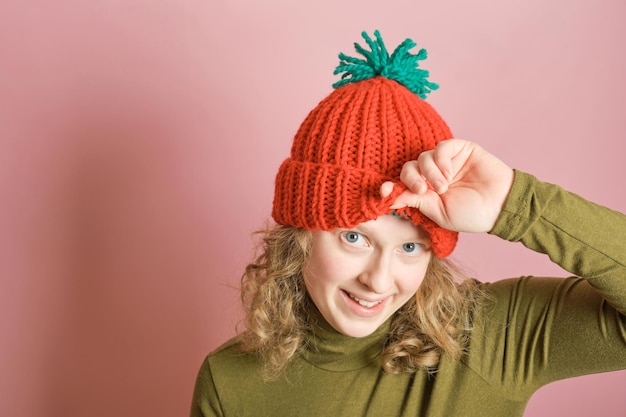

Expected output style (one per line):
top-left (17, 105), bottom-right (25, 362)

top-left (303, 215), bottom-right (432, 338)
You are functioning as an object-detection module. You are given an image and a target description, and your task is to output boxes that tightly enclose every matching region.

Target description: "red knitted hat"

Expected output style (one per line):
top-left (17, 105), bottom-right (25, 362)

top-left (272, 31), bottom-right (458, 257)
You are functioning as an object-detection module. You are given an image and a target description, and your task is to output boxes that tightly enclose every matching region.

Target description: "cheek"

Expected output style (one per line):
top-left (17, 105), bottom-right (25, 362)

top-left (396, 260), bottom-right (430, 294)
top-left (304, 253), bottom-right (333, 297)
top-left (305, 241), bottom-right (354, 286)
top-left (305, 253), bottom-right (350, 288)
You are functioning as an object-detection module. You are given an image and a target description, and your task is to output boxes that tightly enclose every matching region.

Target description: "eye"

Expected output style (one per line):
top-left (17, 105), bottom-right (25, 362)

top-left (401, 242), bottom-right (423, 255)
top-left (341, 231), bottom-right (367, 246)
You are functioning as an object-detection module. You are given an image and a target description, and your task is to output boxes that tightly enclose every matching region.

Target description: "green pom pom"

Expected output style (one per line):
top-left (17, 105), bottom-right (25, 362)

top-left (332, 30), bottom-right (439, 99)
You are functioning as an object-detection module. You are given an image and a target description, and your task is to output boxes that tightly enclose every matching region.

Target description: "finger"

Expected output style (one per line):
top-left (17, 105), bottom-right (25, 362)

top-left (414, 139), bottom-right (473, 193)
top-left (398, 160), bottom-right (429, 195)
top-left (389, 189), bottom-right (421, 210)
top-left (432, 140), bottom-right (457, 181)
top-left (389, 189), bottom-right (447, 228)
top-left (412, 151), bottom-right (449, 194)
top-left (434, 138), bottom-right (476, 180)
top-left (380, 181), bottom-right (395, 198)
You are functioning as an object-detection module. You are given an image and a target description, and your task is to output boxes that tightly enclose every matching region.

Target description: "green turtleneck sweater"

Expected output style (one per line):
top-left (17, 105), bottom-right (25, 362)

top-left (190, 171), bottom-right (626, 417)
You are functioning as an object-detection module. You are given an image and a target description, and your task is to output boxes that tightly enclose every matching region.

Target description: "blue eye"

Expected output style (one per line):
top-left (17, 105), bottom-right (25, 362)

top-left (344, 231), bottom-right (361, 243)
top-left (341, 231), bottom-right (367, 246)
top-left (402, 242), bottom-right (420, 254)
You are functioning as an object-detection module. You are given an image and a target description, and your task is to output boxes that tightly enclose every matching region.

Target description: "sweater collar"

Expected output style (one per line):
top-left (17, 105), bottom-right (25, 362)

top-left (301, 306), bottom-right (391, 372)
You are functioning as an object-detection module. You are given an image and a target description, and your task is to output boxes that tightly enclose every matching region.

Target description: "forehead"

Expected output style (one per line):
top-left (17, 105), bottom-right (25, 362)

top-left (314, 215), bottom-right (430, 243)
top-left (358, 215), bottom-right (429, 240)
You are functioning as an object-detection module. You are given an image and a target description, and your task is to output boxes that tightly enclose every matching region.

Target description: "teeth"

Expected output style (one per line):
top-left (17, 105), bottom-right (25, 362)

top-left (349, 293), bottom-right (382, 308)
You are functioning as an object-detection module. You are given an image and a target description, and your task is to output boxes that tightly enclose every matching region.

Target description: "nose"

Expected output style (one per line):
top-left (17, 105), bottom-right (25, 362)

top-left (358, 252), bottom-right (393, 294)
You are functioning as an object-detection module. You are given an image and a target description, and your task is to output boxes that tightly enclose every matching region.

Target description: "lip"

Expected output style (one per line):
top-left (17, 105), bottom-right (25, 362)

top-left (340, 290), bottom-right (388, 318)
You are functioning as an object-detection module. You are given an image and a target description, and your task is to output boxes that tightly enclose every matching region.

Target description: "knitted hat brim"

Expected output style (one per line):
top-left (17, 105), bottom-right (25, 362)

top-left (272, 159), bottom-right (458, 258)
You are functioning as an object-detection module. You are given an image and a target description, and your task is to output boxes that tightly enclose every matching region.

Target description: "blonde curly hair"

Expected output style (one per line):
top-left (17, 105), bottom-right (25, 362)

top-left (238, 224), bottom-right (485, 379)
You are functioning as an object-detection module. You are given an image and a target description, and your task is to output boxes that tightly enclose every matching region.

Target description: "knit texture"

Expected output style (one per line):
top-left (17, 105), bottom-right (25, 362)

top-left (272, 32), bottom-right (458, 257)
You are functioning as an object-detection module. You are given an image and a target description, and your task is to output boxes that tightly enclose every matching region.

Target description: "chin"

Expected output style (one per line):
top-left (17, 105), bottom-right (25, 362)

top-left (333, 317), bottom-right (386, 338)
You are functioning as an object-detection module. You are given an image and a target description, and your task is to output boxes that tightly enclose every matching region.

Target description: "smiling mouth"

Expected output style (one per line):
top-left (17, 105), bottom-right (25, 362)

top-left (348, 293), bottom-right (383, 308)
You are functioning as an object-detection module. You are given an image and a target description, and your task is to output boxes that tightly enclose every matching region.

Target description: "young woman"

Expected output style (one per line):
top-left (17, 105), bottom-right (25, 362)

top-left (190, 31), bottom-right (626, 416)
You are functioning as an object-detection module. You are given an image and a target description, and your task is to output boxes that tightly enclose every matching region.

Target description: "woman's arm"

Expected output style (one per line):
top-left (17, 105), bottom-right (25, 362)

top-left (473, 170), bottom-right (626, 392)
top-left (491, 170), bottom-right (626, 311)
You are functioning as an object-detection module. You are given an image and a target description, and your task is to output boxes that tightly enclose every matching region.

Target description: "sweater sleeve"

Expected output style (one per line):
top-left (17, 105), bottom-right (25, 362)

top-left (491, 170), bottom-right (626, 311)
top-left (190, 356), bottom-right (224, 417)
top-left (472, 170), bottom-right (626, 397)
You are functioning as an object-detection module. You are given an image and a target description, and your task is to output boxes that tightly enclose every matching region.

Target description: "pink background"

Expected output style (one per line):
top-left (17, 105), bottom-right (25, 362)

top-left (1, 0), bottom-right (625, 416)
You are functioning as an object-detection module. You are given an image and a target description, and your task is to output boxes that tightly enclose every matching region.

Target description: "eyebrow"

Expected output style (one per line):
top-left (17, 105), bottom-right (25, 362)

top-left (351, 222), bottom-right (431, 243)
